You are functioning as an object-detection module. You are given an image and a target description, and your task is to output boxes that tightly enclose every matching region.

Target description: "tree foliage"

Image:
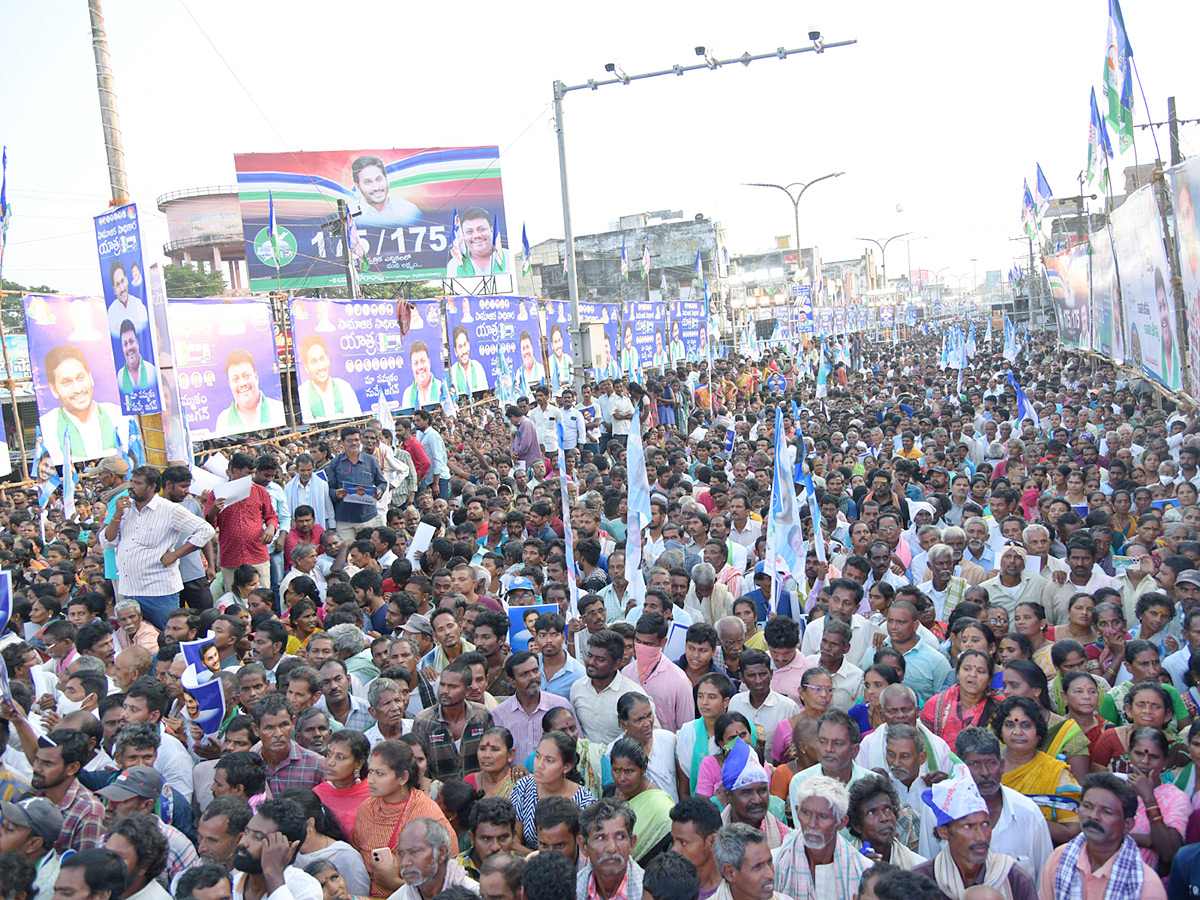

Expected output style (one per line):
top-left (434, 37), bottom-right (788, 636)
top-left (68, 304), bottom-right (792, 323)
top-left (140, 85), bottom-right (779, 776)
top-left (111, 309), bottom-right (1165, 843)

top-left (163, 264), bottom-right (227, 298)
top-left (1, 278), bottom-right (55, 334)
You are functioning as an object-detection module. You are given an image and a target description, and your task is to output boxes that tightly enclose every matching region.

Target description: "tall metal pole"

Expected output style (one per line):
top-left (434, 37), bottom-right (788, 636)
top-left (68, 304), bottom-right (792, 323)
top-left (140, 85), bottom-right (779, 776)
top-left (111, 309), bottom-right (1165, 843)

top-left (553, 82), bottom-right (582, 389)
top-left (88, 0), bottom-right (128, 204)
top-left (89, 0), bottom-right (166, 465)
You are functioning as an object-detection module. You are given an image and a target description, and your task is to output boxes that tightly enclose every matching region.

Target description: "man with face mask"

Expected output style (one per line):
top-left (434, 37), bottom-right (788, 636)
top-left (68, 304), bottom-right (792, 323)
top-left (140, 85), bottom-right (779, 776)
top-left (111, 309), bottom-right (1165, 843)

top-left (620, 613), bottom-right (693, 733)
top-left (913, 765), bottom-right (1036, 900)
top-left (231, 798), bottom-right (323, 900)
top-left (771, 776), bottom-right (870, 900)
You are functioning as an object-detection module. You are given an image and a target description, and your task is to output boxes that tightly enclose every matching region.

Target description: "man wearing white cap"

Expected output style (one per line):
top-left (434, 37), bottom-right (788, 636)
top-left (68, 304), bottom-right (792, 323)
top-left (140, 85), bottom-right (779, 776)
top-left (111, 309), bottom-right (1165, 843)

top-left (980, 543), bottom-right (1048, 617)
top-left (773, 775), bottom-right (871, 900)
top-left (913, 764), bottom-right (1036, 900)
top-left (718, 739), bottom-right (789, 849)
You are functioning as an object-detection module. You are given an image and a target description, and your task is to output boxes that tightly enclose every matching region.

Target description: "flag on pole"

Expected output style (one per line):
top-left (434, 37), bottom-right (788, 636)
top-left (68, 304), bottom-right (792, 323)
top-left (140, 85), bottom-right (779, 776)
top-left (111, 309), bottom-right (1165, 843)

top-left (555, 422), bottom-right (580, 617)
top-left (1021, 181), bottom-right (1037, 238)
top-left (764, 407), bottom-right (801, 613)
top-left (624, 414), bottom-right (653, 607)
top-left (521, 224), bottom-right (532, 277)
top-left (267, 191), bottom-right (282, 269)
top-left (620, 235), bottom-right (629, 280)
top-left (491, 213), bottom-right (501, 253)
top-left (440, 374), bottom-right (458, 420)
top-left (28, 426), bottom-right (44, 480)
top-left (450, 208), bottom-right (463, 264)
top-left (1102, 0), bottom-right (1135, 152)
top-left (1007, 370), bottom-right (1041, 433)
top-left (61, 429), bottom-right (76, 520)
top-left (641, 237), bottom-right (650, 280)
top-left (1087, 87), bottom-right (1114, 192)
top-left (0, 147), bottom-right (10, 281)
top-left (1035, 165), bottom-right (1053, 213)
top-left (984, 317), bottom-right (993, 345)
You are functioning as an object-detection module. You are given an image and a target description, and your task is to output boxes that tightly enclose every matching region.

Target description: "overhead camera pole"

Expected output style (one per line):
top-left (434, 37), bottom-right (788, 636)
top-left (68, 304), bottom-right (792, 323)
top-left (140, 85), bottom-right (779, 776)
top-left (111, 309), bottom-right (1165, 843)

top-left (552, 33), bottom-right (856, 383)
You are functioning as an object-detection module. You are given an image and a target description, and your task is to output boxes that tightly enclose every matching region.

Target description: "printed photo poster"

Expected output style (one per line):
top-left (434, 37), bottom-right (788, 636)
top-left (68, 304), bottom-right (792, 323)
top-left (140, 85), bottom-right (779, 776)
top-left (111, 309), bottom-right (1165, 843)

top-left (508, 602), bottom-right (557, 654)
top-left (1046, 245), bottom-right (1091, 350)
top-left (179, 634), bottom-right (227, 736)
top-left (1110, 187), bottom-right (1181, 391)
top-left (290, 297), bottom-right (445, 420)
top-left (672, 300), bottom-right (705, 363)
top-left (169, 297), bottom-right (286, 440)
top-left (93, 204), bottom-right (161, 416)
top-left (816, 307), bottom-right (834, 334)
top-left (446, 296), bottom-right (543, 395)
top-left (620, 300), bottom-right (666, 374)
top-left (833, 307), bottom-right (847, 334)
top-left (1092, 231), bottom-right (1122, 364)
top-left (1168, 157), bottom-right (1200, 401)
top-left (578, 302), bottom-right (622, 379)
top-left (796, 286), bottom-right (814, 334)
top-left (23, 294), bottom-right (132, 465)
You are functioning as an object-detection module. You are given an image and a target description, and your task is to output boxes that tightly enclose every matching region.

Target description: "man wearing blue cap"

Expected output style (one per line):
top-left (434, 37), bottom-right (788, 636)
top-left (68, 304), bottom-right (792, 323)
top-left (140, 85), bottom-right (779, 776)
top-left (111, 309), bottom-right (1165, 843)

top-left (913, 765), bottom-right (1035, 900)
top-left (719, 739), bottom-right (789, 849)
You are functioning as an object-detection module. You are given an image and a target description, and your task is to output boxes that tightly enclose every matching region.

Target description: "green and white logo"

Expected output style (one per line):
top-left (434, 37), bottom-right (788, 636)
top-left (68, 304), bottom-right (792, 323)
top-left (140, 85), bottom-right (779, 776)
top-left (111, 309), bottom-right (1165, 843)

top-left (253, 225), bottom-right (297, 268)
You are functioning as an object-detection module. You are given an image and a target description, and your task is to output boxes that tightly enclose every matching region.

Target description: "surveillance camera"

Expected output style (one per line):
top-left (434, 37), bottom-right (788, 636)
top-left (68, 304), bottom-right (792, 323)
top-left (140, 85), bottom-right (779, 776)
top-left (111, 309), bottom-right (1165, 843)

top-left (604, 63), bottom-right (616, 72)
top-left (695, 46), bottom-right (706, 56)
top-left (808, 30), bottom-right (821, 41)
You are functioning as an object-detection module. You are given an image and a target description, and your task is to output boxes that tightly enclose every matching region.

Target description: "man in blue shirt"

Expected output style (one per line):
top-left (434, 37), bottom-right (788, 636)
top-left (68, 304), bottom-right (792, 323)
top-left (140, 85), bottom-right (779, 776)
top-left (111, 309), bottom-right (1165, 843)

top-left (885, 599), bottom-right (950, 706)
top-left (414, 409), bottom-right (449, 500)
top-left (326, 425), bottom-right (386, 541)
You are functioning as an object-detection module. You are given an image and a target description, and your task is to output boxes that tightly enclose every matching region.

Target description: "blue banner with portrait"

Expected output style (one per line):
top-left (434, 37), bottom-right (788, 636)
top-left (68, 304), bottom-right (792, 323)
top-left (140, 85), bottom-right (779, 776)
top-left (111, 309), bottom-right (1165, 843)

top-left (290, 298), bottom-right (446, 421)
top-left (672, 300), bottom-right (705, 363)
top-left (93, 204), bottom-right (161, 416)
top-left (445, 296), bottom-right (544, 397)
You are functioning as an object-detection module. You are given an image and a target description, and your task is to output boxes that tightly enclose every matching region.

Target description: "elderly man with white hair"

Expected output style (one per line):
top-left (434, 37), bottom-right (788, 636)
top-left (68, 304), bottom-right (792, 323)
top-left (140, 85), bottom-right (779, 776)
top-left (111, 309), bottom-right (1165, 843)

top-left (114, 599), bottom-right (161, 652)
top-left (685, 562), bottom-right (731, 625)
top-left (918, 544), bottom-right (969, 622)
top-left (940, 526), bottom-right (988, 585)
top-left (771, 775), bottom-right (872, 900)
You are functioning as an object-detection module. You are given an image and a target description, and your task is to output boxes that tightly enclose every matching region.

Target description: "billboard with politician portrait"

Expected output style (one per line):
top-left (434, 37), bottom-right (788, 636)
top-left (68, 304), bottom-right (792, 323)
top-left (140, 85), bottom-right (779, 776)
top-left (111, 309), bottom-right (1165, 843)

top-left (93, 203), bottom-right (161, 416)
top-left (1110, 187), bottom-right (1181, 391)
top-left (1168, 157), bottom-right (1200, 401)
top-left (290, 298), bottom-right (446, 420)
top-left (672, 300), bottom-right (705, 363)
top-left (23, 294), bottom-right (133, 465)
top-left (445, 296), bottom-right (543, 396)
top-left (578, 301), bottom-right (621, 379)
top-left (168, 297), bottom-right (286, 440)
top-left (234, 147), bottom-right (507, 292)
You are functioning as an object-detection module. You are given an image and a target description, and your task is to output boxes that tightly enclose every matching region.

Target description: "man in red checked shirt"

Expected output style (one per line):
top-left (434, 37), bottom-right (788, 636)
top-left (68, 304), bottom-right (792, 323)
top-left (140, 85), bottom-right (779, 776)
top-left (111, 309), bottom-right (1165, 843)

top-left (395, 418), bottom-right (431, 486)
top-left (205, 451), bottom-right (278, 592)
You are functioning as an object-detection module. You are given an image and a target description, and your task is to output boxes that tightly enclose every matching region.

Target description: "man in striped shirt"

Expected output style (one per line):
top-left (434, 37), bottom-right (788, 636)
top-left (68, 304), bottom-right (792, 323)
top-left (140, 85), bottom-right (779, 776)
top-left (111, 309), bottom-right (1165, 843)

top-left (100, 465), bottom-right (216, 630)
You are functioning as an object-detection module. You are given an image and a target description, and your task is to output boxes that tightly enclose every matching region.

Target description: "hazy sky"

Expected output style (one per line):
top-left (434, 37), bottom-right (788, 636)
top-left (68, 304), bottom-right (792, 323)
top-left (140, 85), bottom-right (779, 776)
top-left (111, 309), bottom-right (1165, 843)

top-left (2, 0), bottom-right (1197, 296)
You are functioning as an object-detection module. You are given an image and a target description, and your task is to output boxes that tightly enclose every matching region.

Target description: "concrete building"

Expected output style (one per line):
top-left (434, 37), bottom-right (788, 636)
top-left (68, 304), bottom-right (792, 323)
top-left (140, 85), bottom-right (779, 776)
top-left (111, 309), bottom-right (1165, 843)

top-left (156, 186), bottom-right (247, 290)
top-left (516, 211), bottom-right (728, 309)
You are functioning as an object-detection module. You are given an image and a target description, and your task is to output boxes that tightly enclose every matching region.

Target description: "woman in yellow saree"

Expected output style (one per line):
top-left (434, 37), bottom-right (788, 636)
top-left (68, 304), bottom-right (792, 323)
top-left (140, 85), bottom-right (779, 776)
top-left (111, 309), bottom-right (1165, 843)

top-left (992, 695), bottom-right (1081, 845)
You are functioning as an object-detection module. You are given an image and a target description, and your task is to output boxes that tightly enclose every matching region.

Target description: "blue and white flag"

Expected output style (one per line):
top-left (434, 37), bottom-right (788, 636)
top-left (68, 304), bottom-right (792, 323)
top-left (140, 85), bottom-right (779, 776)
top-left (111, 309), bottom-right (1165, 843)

top-left (0, 147), bottom-right (10, 282)
top-left (1035, 164), bottom-right (1053, 213)
top-left (966, 322), bottom-right (977, 360)
top-left (624, 415), bottom-right (653, 606)
top-left (28, 425), bottom-right (45, 480)
top-left (267, 191), bottom-right (283, 269)
top-left (1088, 87), bottom-right (1115, 191)
top-left (724, 427), bottom-right (736, 453)
top-left (555, 421), bottom-right (580, 616)
top-left (439, 374), bottom-right (458, 420)
top-left (521, 224), bottom-right (532, 277)
top-left (374, 392), bottom-right (393, 434)
top-left (620, 235), bottom-right (629, 280)
top-left (815, 337), bottom-right (830, 398)
top-left (984, 317), bottom-right (993, 345)
top-left (1007, 370), bottom-right (1041, 433)
top-left (61, 429), bottom-right (76, 520)
top-left (764, 407), bottom-right (801, 613)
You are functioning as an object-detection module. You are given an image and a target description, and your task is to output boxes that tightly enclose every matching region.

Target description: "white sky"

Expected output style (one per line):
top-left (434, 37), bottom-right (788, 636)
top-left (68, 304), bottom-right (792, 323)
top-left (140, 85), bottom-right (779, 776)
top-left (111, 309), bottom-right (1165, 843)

top-left (2, 0), bottom-right (1198, 296)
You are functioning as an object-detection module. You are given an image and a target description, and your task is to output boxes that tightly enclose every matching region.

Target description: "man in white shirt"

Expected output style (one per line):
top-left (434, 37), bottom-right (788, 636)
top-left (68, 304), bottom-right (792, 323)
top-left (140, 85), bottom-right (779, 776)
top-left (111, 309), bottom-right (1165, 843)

top-left (557, 389), bottom-right (587, 460)
top-left (527, 385), bottom-right (561, 456)
top-left (917, 725), bottom-right (1051, 880)
top-left (728, 649), bottom-right (800, 757)
top-left (610, 381), bottom-right (635, 446)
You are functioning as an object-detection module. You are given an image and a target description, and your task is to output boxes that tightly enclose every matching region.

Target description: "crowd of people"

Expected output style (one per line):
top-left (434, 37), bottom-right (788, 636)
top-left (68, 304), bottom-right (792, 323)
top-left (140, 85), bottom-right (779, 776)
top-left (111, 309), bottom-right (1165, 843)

top-left (2, 326), bottom-right (1200, 900)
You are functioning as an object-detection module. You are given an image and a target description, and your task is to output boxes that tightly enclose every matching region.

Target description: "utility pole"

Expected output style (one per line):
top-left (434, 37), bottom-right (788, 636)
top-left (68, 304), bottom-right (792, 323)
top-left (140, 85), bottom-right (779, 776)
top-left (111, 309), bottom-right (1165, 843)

top-left (1168, 96), bottom-right (1182, 167)
top-left (89, 0), bottom-right (166, 465)
top-left (88, 0), bottom-right (128, 203)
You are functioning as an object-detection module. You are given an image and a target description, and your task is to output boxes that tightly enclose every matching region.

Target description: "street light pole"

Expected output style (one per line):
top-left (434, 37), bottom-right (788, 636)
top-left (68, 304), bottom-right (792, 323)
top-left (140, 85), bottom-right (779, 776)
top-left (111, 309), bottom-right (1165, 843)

top-left (744, 173), bottom-right (844, 278)
top-left (552, 36), bottom-right (856, 379)
top-left (853, 232), bottom-right (912, 293)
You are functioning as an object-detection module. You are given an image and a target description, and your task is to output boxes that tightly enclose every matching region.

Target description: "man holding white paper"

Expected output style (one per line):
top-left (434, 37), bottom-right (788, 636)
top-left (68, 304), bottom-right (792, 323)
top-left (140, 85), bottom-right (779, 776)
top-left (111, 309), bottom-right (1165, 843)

top-left (326, 425), bottom-right (386, 541)
top-left (101, 465), bottom-right (215, 629)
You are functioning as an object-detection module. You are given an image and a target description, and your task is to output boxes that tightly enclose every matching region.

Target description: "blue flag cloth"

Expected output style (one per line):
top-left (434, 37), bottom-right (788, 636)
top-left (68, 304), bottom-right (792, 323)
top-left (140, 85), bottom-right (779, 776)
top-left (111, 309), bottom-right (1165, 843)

top-left (61, 429), bottom-right (76, 519)
top-left (724, 427), bottom-right (735, 453)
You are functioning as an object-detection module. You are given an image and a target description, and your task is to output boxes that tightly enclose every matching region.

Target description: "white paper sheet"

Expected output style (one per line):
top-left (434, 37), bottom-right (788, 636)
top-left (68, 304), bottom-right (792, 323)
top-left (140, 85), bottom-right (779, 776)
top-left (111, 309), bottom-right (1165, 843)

top-left (405, 522), bottom-right (436, 563)
top-left (212, 475), bottom-right (253, 505)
